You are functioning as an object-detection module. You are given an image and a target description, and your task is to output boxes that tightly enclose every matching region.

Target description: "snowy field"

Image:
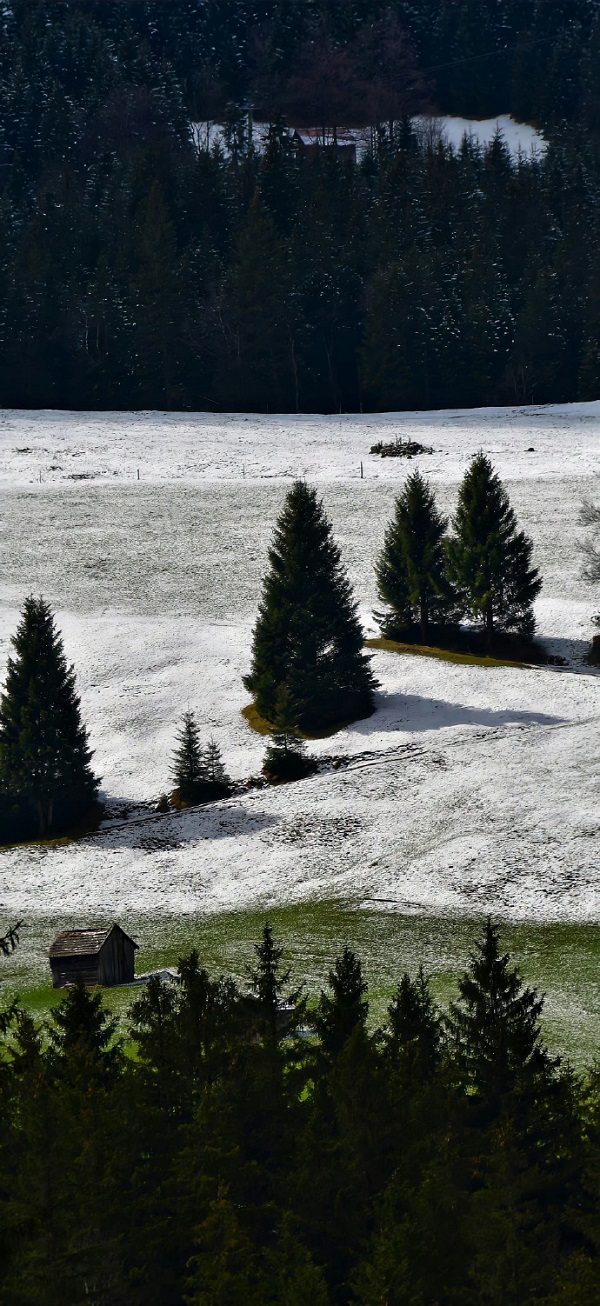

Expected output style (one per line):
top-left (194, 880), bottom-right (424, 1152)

top-left (0, 402), bottom-right (599, 943)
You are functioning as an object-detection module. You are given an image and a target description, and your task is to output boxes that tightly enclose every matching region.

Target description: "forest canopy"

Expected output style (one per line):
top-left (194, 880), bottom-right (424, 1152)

top-left (2, 1), bottom-right (600, 412)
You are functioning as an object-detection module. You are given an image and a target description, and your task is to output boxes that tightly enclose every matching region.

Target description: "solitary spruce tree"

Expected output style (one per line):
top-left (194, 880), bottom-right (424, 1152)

top-left (445, 453), bottom-right (542, 651)
top-left (376, 470), bottom-right (458, 642)
top-left (0, 597), bottom-right (98, 835)
top-left (244, 481), bottom-right (376, 731)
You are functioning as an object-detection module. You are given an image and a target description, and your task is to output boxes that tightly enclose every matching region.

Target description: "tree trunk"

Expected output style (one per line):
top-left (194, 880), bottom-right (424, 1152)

top-left (420, 599), bottom-right (429, 646)
top-left (485, 599), bottom-right (494, 654)
top-left (36, 800), bottom-right (46, 836)
top-left (36, 797), bottom-right (53, 836)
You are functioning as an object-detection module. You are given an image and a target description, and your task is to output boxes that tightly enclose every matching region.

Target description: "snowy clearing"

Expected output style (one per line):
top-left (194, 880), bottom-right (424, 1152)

top-left (191, 114), bottom-right (546, 160)
top-left (0, 402), bottom-right (599, 926)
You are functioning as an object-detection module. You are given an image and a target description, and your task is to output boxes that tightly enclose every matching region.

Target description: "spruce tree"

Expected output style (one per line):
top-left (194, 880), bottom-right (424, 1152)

top-left (384, 966), bottom-right (442, 1074)
top-left (376, 470), bottom-right (458, 642)
top-left (246, 922), bottom-right (304, 1041)
top-left (244, 481), bottom-right (376, 731)
top-left (203, 736), bottom-right (231, 792)
top-left (170, 710), bottom-right (206, 804)
top-left (0, 597), bottom-right (99, 835)
top-left (314, 946), bottom-right (369, 1059)
top-left (445, 453), bottom-right (542, 651)
top-left (262, 684), bottom-right (315, 782)
top-left (447, 919), bottom-right (554, 1107)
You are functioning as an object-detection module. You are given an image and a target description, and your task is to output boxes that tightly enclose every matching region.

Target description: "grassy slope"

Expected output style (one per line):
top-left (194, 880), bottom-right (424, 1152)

top-left (5, 903), bottom-right (600, 1066)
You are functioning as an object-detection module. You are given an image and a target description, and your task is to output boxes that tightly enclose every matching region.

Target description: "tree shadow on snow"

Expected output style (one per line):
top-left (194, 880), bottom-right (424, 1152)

top-left (90, 802), bottom-right (279, 852)
top-left (353, 692), bottom-right (566, 736)
top-left (538, 634), bottom-right (600, 673)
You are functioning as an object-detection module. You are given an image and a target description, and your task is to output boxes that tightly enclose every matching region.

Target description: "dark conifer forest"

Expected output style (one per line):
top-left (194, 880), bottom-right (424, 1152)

top-left (3, 920), bottom-right (600, 1303)
top-left (3, 0), bottom-right (600, 413)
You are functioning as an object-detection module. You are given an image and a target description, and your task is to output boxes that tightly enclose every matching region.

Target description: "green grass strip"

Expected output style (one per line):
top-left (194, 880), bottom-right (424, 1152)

top-left (366, 636), bottom-right (525, 669)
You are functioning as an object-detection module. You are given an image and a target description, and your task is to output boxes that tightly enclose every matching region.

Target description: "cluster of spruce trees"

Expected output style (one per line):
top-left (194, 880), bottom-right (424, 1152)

top-left (245, 458), bottom-right (542, 759)
top-left (0, 456), bottom-right (545, 836)
top-left (166, 711), bottom-right (231, 808)
top-left (3, 1), bottom-right (600, 412)
top-left (1, 919), bottom-right (600, 1302)
top-left (376, 453), bottom-right (542, 649)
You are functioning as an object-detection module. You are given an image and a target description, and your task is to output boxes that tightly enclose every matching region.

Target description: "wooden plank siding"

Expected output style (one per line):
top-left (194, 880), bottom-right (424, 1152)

top-left (49, 925), bottom-right (137, 988)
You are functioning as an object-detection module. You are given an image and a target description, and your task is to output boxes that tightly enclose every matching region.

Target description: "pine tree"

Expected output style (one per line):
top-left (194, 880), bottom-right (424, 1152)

top-left (447, 919), bottom-right (554, 1108)
top-left (445, 453), bottom-right (542, 651)
top-left (246, 922), bottom-right (304, 1041)
top-left (314, 946), bottom-right (369, 1059)
top-left (204, 736), bottom-right (231, 793)
top-left (48, 978), bottom-right (121, 1084)
top-left (0, 596), bottom-right (99, 835)
top-left (384, 966), bottom-right (442, 1075)
top-left (170, 710), bottom-right (207, 805)
top-left (376, 470), bottom-right (458, 642)
top-left (262, 684), bottom-right (315, 782)
top-left (244, 480), bottom-right (376, 731)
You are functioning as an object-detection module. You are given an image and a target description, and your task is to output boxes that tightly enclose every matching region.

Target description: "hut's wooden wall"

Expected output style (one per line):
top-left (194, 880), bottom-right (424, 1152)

top-left (50, 955), bottom-right (101, 988)
top-left (98, 928), bottom-right (135, 985)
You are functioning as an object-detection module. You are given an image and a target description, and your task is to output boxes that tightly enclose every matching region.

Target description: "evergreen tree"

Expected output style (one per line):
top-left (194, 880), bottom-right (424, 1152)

top-left (48, 977), bottom-right (121, 1084)
top-left (246, 922), bottom-right (304, 1041)
top-left (384, 965), bottom-right (442, 1075)
top-left (171, 710), bottom-right (207, 804)
top-left (244, 480), bottom-right (376, 731)
top-left (203, 736), bottom-right (231, 792)
top-left (262, 683), bottom-right (315, 782)
top-left (0, 596), bottom-right (99, 835)
top-left (314, 946), bottom-right (368, 1060)
top-left (447, 918), bottom-right (554, 1108)
top-left (445, 453), bottom-right (542, 651)
top-left (376, 470), bottom-right (458, 642)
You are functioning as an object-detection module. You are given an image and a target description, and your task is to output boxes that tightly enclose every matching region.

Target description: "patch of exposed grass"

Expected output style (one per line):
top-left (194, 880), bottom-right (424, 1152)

top-left (366, 636), bottom-right (524, 670)
top-left (241, 702), bottom-right (370, 741)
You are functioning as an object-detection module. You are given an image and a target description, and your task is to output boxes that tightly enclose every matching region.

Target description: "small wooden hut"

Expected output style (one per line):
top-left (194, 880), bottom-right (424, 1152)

top-left (49, 924), bottom-right (138, 988)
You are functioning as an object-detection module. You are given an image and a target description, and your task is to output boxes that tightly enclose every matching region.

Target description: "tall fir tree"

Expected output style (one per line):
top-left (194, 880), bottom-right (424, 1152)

top-left (314, 946), bottom-right (369, 1060)
top-left (170, 710), bottom-right (206, 804)
top-left (445, 453), bottom-right (542, 650)
top-left (384, 966), bottom-right (442, 1076)
top-left (376, 470), bottom-right (458, 642)
top-left (244, 480), bottom-right (376, 731)
top-left (0, 597), bottom-right (98, 835)
top-left (447, 918), bottom-right (554, 1109)
top-left (246, 922), bottom-right (304, 1041)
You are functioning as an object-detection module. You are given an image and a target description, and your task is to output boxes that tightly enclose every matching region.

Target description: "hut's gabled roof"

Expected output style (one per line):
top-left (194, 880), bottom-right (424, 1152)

top-left (49, 924), bottom-right (138, 959)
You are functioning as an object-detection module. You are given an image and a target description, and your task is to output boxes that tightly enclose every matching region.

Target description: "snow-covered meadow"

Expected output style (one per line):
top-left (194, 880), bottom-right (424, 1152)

top-left (0, 402), bottom-right (599, 936)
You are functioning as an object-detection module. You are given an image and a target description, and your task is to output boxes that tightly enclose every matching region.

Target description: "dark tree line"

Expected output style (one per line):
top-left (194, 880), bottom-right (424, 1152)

top-left (2, 1), bottom-right (600, 412)
top-left (1, 919), bottom-right (600, 1302)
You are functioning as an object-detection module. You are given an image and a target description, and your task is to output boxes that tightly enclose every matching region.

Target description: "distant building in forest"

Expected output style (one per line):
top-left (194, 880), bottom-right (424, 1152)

top-left (292, 127), bottom-right (357, 162)
top-left (49, 924), bottom-right (138, 988)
